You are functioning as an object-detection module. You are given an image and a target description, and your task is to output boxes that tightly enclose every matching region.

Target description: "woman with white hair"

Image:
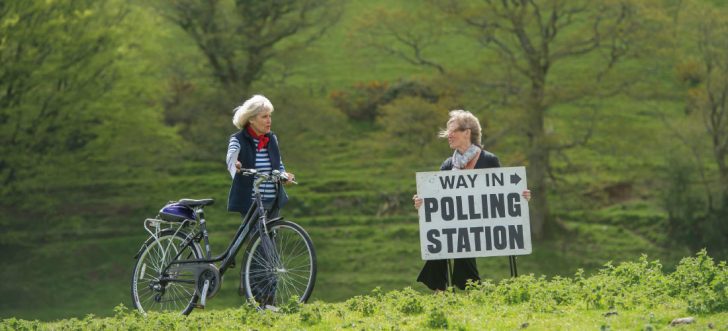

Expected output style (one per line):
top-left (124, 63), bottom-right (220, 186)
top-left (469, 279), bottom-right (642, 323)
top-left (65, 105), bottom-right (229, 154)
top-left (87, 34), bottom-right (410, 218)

top-left (413, 109), bottom-right (530, 291)
top-left (226, 94), bottom-right (295, 217)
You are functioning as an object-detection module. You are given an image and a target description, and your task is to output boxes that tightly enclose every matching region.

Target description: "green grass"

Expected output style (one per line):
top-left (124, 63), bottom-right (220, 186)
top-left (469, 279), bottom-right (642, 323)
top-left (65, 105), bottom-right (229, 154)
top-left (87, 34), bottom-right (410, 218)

top-left (0, 207), bottom-right (692, 321)
top-left (23, 305), bottom-right (728, 330)
top-left (0, 120), bottom-right (698, 321)
top-left (4, 252), bottom-right (727, 330)
top-left (0, 126), bottom-right (698, 321)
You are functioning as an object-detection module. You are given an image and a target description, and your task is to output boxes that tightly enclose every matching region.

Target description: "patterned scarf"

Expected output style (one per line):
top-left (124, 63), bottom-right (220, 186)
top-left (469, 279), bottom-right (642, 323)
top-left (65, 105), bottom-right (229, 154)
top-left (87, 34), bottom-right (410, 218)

top-left (452, 144), bottom-right (481, 170)
top-left (246, 125), bottom-right (270, 152)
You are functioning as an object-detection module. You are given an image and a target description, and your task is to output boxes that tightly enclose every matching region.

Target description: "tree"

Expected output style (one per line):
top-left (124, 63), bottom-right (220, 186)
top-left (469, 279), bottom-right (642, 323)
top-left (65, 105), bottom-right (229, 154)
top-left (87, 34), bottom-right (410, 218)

top-left (0, 0), bottom-right (123, 190)
top-left (352, 6), bottom-right (449, 75)
top-left (676, 2), bottom-right (728, 205)
top-left (146, 0), bottom-right (342, 158)
top-left (356, 0), bottom-right (658, 239)
top-left (158, 0), bottom-right (342, 96)
top-left (662, 0), bottom-right (728, 257)
top-left (0, 1), bottom-right (183, 211)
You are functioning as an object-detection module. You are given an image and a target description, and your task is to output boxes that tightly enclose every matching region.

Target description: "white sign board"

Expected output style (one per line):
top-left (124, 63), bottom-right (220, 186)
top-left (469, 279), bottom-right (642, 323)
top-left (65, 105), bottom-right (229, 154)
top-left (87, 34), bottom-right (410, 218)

top-left (416, 166), bottom-right (532, 260)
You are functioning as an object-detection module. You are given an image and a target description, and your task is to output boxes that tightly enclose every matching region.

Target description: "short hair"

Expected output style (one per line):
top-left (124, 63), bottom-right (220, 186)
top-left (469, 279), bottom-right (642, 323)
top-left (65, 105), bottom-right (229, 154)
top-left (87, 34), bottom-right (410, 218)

top-left (232, 95), bottom-right (274, 129)
top-left (438, 109), bottom-right (482, 146)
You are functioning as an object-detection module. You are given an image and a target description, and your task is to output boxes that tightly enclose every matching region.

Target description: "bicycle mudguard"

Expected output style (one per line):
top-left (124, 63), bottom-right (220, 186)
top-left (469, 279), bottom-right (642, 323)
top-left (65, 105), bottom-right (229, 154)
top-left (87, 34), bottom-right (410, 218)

top-left (133, 242), bottom-right (147, 259)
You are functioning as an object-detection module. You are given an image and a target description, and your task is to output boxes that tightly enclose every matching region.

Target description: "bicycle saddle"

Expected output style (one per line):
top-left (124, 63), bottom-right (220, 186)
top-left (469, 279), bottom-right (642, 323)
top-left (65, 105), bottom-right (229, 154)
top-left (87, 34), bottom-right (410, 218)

top-left (177, 198), bottom-right (215, 207)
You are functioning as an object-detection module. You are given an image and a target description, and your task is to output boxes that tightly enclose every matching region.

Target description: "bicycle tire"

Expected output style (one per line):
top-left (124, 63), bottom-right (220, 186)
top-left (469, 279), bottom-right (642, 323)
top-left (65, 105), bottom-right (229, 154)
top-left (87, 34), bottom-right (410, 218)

top-left (131, 230), bottom-right (202, 315)
top-left (242, 220), bottom-right (317, 307)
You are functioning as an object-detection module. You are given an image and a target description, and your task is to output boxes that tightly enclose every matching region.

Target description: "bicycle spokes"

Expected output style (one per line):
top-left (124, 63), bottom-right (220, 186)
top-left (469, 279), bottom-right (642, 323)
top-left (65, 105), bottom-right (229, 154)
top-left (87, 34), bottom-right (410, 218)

top-left (244, 222), bottom-right (316, 307)
top-left (132, 232), bottom-right (201, 315)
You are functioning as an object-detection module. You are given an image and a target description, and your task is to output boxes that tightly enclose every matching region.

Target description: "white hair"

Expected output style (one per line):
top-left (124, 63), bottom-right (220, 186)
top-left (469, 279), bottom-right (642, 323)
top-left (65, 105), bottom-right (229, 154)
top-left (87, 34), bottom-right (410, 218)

top-left (232, 95), bottom-right (274, 129)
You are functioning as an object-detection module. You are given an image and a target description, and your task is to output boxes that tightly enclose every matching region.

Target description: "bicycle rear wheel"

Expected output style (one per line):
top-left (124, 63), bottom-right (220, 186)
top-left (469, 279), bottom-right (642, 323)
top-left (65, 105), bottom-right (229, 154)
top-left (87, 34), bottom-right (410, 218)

top-left (242, 220), bottom-right (317, 307)
top-left (131, 230), bottom-right (202, 315)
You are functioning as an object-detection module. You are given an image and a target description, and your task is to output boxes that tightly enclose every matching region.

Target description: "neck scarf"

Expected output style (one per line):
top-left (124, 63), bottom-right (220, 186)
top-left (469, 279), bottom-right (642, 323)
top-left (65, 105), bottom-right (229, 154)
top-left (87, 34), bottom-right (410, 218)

top-left (452, 144), bottom-right (481, 170)
top-left (246, 125), bottom-right (269, 152)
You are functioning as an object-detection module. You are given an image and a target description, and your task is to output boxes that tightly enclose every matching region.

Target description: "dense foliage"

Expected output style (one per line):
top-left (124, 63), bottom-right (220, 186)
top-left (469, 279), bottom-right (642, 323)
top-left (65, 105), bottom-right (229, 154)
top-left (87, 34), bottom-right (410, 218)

top-left (2, 252), bottom-right (726, 330)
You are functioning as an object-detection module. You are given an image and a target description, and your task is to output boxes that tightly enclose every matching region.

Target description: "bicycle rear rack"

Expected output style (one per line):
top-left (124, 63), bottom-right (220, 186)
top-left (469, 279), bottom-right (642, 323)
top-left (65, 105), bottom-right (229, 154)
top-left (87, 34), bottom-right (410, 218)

top-left (144, 218), bottom-right (198, 243)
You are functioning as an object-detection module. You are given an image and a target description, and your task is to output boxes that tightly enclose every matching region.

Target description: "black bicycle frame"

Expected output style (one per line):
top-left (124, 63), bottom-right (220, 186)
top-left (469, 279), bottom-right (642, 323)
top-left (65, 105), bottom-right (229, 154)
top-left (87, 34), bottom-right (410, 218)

top-left (160, 179), bottom-right (281, 277)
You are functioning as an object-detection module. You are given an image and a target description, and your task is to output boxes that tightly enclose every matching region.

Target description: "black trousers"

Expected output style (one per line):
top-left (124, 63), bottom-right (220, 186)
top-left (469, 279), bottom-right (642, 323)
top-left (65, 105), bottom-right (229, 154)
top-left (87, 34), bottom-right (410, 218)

top-left (417, 258), bottom-right (480, 291)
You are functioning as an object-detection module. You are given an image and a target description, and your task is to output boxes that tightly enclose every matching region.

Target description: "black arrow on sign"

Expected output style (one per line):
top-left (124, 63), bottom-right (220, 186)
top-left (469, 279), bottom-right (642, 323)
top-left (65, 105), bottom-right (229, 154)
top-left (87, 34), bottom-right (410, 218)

top-left (510, 173), bottom-right (522, 185)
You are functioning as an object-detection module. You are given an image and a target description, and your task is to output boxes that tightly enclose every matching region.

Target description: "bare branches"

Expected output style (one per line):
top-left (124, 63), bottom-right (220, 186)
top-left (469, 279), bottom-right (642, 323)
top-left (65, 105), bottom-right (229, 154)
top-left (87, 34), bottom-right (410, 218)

top-left (553, 114), bottom-right (595, 152)
top-left (352, 7), bottom-right (446, 74)
top-left (160, 0), bottom-right (341, 93)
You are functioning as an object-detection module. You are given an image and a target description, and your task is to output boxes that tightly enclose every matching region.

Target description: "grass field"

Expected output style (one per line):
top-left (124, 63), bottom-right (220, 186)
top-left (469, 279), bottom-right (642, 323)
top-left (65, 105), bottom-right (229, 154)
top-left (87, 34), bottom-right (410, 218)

top-left (0, 122), bottom-right (697, 321)
top-left (4, 252), bottom-right (727, 330)
top-left (0, 199), bottom-right (689, 321)
top-left (1, 0), bottom-right (722, 323)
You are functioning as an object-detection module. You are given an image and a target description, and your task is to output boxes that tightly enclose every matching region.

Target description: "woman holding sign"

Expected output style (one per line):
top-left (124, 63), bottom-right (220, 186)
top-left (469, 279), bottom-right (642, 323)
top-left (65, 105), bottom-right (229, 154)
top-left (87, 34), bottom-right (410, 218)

top-left (413, 110), bottom-right (530, 291)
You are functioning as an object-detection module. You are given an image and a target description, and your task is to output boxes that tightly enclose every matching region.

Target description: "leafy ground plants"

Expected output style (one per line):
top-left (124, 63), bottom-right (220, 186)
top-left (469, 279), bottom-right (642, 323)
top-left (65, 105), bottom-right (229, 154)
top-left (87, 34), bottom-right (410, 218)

top-left (3, 251), bottom-right (727, 330)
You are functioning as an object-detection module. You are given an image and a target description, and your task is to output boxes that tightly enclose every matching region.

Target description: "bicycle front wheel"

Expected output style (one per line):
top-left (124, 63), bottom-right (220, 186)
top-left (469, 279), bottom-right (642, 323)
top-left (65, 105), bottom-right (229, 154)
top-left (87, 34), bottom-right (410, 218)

top-left (242, 220), bottom-right (317, 307)
top-left (131, 230), bottom-right (202, 315)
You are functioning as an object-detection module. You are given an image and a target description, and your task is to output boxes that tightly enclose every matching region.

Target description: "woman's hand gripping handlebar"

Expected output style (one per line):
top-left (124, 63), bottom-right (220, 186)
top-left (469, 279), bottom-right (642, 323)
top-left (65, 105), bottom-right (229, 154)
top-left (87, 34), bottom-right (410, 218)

top-left (235, 161), bottom-right (297, 184)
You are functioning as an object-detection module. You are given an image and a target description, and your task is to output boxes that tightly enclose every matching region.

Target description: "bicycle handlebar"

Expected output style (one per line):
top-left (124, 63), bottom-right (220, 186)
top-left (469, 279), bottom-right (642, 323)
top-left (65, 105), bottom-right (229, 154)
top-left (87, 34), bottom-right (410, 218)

top-left (240, 169), bottom-right (297, 185)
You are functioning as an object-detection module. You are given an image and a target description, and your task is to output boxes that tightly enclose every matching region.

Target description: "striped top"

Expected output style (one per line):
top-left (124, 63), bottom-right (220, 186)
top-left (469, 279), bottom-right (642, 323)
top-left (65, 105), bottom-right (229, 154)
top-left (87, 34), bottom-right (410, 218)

top-left (227, 135), bottom-right (285, 203)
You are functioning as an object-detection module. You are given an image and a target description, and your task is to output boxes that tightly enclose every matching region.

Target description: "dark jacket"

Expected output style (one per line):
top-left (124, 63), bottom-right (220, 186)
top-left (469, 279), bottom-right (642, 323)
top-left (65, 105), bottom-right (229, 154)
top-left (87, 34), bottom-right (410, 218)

top-left (227, 129), bottom-right (288, 213)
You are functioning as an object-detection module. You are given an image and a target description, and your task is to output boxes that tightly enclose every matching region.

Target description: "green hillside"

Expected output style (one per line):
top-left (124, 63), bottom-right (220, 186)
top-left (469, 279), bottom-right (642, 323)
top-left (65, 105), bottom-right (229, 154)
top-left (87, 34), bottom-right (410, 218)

top-left (2, 0), bottom-right (728, 322)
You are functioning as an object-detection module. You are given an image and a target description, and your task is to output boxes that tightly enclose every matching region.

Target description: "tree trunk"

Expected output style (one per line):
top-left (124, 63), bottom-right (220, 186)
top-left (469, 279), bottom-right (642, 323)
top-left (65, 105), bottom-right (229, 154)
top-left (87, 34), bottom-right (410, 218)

top-left (716, 147), bottom-right (728, 205)
top-left (526, 78), bottom-right (548, 240)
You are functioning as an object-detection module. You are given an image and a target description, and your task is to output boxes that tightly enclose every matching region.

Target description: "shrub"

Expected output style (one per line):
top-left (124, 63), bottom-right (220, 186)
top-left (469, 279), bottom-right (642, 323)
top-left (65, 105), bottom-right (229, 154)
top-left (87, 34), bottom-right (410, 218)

top-left (346, 294), bottom-right (377, 316)
top-left (669, 249), bottom-right (728, 313)
top-left (376, 96), bottom-right (449, 158)
top-left (426, 308), bottom-right (449, 329)
top-left (330, 79), bottom-right (440, 122)
top-left (579, 255), bottom-right (669, 310)
top-left (299, 303), bottom-right (323, 325)
top-left (279, 295), bottom-right (302, 314)
top-left (330, 80), bottom-right (390, 121)
top-left (394, 288), bottom-right (424, 315)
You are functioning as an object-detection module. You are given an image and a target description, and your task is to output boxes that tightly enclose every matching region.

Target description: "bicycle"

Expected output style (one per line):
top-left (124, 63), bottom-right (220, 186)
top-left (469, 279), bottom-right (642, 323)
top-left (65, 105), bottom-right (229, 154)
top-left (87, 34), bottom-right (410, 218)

top-left (130, 169), bottom-right (317, 315)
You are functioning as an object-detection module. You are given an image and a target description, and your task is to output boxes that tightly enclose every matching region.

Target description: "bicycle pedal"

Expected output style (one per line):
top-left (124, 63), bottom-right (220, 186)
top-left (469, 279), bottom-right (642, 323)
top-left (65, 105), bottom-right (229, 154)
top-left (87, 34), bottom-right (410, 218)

top-left (194, 303), bottom-right (206, 309)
